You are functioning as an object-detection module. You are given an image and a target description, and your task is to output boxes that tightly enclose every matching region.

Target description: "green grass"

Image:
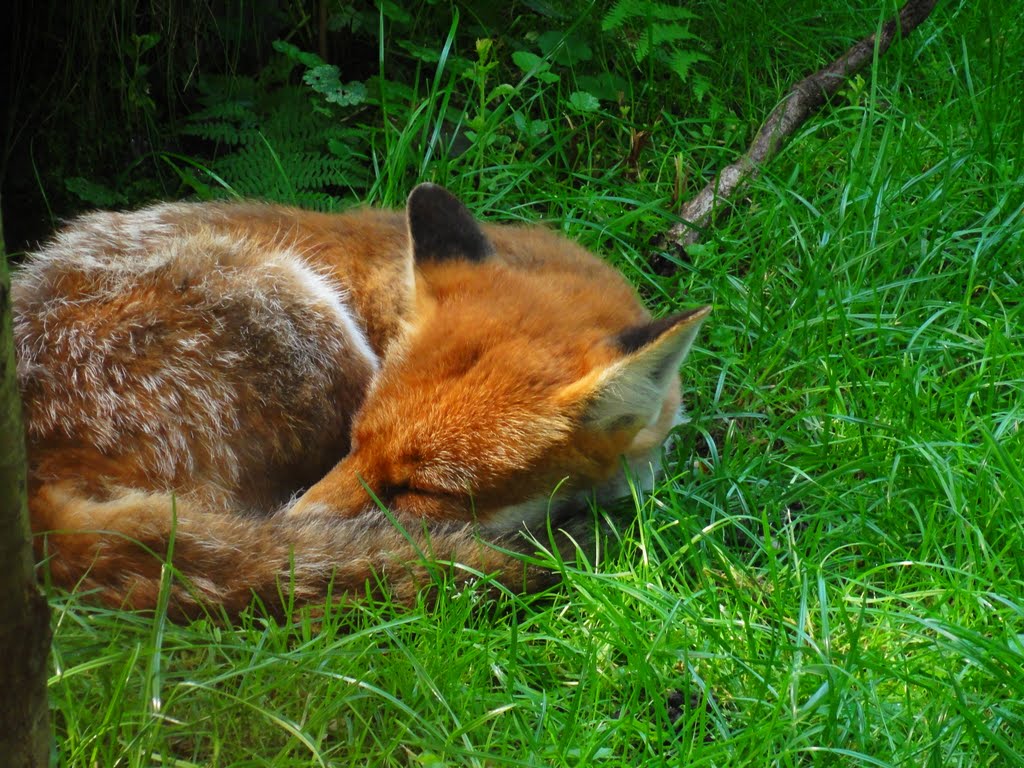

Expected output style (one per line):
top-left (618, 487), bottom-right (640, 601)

top-left (42, 1), bottom-right (1024, 765)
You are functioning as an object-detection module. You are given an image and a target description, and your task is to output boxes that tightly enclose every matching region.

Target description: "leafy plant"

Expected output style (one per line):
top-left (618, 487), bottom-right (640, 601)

top-left (175, 45), bottom-right (372, 208)
top-left (602, 0), bottom-right (712, 100)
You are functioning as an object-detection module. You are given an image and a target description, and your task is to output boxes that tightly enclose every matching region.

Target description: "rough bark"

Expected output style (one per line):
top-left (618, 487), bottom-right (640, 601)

top-left (662, 0), bottom-right (938, 255)
top-left (0, 195), bottom-right (51, 767)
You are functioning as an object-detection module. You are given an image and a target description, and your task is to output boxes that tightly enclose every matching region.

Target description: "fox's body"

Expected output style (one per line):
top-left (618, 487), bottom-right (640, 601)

top-left (14, 185), bottom-right (708, 618)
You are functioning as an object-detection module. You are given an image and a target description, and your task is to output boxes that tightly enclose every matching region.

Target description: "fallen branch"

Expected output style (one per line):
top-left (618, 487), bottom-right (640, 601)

top-left (662, 0), bottom-right (938, 256)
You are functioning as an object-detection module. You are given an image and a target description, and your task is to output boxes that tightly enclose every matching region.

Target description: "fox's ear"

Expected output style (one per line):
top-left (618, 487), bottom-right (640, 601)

top-left (577, 306), bottom-right (711, 430)
top-left (407, 183), bottom-right (493, 262)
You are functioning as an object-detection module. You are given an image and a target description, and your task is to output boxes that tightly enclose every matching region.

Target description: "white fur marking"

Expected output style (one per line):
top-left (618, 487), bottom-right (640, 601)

top-left (276, 253), bottom-right (379, 372)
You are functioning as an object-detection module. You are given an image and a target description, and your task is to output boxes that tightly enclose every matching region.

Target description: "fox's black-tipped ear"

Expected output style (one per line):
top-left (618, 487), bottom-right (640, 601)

top-left (407, 183), bottom-right (493, 262)
top-left (577, 306), bottom-right (712, 430)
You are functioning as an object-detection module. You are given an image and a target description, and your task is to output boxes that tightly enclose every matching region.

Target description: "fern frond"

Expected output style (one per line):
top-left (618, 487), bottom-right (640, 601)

top-left (644, 3), bottom-right (697, 22)
top-left (666, 49), bottom-right (709, 84)
top-left (604, 0), bottom-right (697, 31)
top-left (179, 121), bottom-right (260, 146)
top-left (176, 43), bottom-right (374, 205)
top-left (634, 24), bottom-right (699, 60)
top-left (602, 0), bottom-right (636, 31)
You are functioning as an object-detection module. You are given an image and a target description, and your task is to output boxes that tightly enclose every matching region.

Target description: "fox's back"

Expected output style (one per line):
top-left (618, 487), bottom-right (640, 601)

top-left (16, 202), bottom-right (409, 510)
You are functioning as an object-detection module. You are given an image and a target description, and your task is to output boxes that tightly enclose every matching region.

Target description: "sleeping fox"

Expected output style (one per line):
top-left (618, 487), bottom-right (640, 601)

top-left (13, 183), bottom-right (709, 619)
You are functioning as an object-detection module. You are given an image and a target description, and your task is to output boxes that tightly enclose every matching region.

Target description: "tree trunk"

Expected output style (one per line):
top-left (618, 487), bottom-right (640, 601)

top-left (0, 195), bottom-right (51, 766)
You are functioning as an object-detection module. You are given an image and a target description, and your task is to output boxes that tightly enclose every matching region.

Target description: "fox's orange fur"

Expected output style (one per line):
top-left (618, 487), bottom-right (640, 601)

top-left (14, 184), bottom-right (709, 619)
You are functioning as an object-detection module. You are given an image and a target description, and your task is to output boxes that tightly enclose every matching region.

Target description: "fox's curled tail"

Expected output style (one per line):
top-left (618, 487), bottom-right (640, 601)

top-left (32, 483), bottom-right (589, 621)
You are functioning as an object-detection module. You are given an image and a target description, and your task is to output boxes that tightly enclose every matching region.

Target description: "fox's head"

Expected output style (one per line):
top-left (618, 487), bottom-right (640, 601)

top-left (292, 184), bottom-right (709, 530)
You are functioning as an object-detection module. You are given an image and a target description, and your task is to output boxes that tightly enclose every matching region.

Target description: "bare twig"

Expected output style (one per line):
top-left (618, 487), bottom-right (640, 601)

top-left (663, 0), bottom-right (938, 254)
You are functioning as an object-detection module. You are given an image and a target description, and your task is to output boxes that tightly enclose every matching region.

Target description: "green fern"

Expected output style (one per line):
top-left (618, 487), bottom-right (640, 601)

top-left (602, 0), bottom-right (697, 31)
top-left (181, 101), bottom-right (260, 145)
top-left (601, 0), bottom-right (709, 90)
top-left (178, 46), bottom-right (370, 207)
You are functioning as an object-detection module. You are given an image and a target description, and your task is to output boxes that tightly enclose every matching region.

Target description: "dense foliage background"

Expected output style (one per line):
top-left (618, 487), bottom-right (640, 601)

top-left (3, 1), bottom-right (1023, 765)
top-left (4, 0), bottom-right (901, 249)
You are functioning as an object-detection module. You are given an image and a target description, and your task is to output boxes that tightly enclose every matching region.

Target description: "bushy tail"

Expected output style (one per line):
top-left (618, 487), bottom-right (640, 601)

top-left (31, 483), bottom-right (590, 621)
